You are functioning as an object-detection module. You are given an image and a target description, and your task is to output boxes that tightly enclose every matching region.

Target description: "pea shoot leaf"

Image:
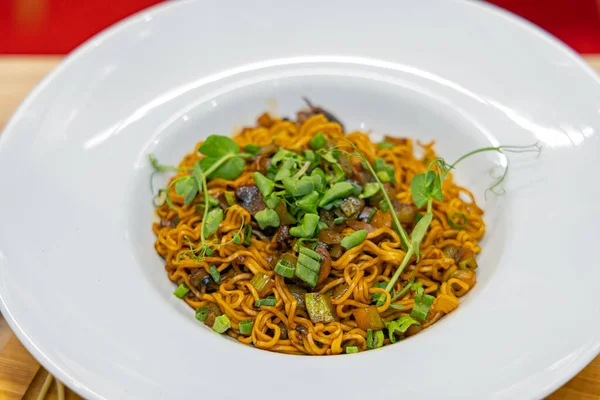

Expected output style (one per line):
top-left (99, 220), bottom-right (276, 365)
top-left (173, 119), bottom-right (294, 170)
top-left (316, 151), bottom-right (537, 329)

top-left (198, 135), bottom-right (240, 157)
top-left (411, 171), bottom-right (443, 207)
top-left (175, 177), bottom-right (198, 206)
top-left (203, 208), bottom-right (223, 237)
top-left (410, 211), bottom-right (432, 261)
top-left (199, 156), bottom-right (246, 180)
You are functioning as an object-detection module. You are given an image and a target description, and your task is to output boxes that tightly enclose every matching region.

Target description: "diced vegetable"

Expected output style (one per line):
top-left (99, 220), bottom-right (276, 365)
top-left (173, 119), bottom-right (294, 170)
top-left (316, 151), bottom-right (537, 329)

top-left (346, 220), bottom-right (376, 233)
top-left (318, 229), bottom-right (342, 245)
top-left (341, 229), bottom-right (369, 249)
top-left (224, 191), bottom-right (236, 206)
top-left (378, 141), bottom-right (394, 149)
top-left (451, 269), bottom-right (476, 288)
top-left (329, 244), bottom-right (343, 259)
top-left (287, 285), bottom-right (308, 309)
top-left (199, 303), bottom-right (222, 327)
top-left (173, 284), bottom-right (189, 299)
top-left (396, 203), bottom-right (417, 223)
top-left (273, 199), bottom-right (297, 225)
top-left (213, 315), bottom-right (231, 333)
top-left (274, 254), bottom-right (296, 278)
top-left (314, 244), bottom-right (332, 286)
top-left (255, 296), bottom-right (277, 307)
top-left (370, 210), bottom-right (392, 229)
top-left (345, 346), bottom-right (359, 354)
top-left (366, 329), bottom-right (384, 349)
top-left (239, 320), bottom-right (253, 335)
top-left (432, 294), bottom-right (459, 314)
top-left (352, 306), bottom-right (385, 330)
top-left (340, 196), bottom-right (365, 218)
top-left (305, 293), bottom-right (337, 323)
top-left (332, 283), bottom-right (350, 300)
top-left (250, 273), bottom-right (274, 297)
top-left (459, 254), bottom-right (478, 270)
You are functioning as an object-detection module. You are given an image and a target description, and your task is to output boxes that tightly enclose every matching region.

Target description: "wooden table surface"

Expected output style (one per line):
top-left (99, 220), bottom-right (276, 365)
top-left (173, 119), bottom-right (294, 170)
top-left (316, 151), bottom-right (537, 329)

top-left (1, 55), bottom-right (600, 400)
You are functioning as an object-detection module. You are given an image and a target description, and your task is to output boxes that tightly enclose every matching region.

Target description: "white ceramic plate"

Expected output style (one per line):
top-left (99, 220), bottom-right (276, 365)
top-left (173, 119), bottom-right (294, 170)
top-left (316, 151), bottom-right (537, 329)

top-left (2, 0), bottom-right (600, 399)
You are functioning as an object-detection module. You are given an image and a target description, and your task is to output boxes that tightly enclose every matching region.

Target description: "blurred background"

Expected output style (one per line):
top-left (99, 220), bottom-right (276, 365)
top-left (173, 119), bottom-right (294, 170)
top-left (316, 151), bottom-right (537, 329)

top-left (0, 0), bottom-right (599, 54)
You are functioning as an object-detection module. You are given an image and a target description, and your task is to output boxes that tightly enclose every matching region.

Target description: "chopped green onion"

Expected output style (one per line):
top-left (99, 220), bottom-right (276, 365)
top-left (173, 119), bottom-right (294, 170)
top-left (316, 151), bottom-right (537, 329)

top-left (195, 306), bottom-right (209, 322)
top-left (173, 284), bottom-right (189, 299)
top-left (224, 191), bottom-right (236, 206)
top-left (255, 296), bottom-right (277, 307)
top-left (295, 264), bottom-right (319, 287)
top-left (297, 253), bottom-right (321, 272)
top-left (360, 182), bottom-right (380, 199)
top-left (299, 246), bottom-right (322, 261)
top-left (378, 141), bottom-right (394, 149)
top-left (373, 158), bottom-right (386, 172)
top-left (310, 132), bottom-right (327, 149)
top-left (377, 170), bottom-right (391, 183)
top-left (274, 158), bottom-right (295, 181)
top-left (317, 221), bottom-right (328, 231)
top-left (334, 216), bottom-right (345, 224)
top-left (253, 171), bottom-right (275, 198)
top-left (367, 208), bottom-right (378, 223)
top-left (205, 248), bottom-right (215, 256)
top-left (318, 182), bottom-right (354, 207)
top-left (264, 193), bottom-right (280, 209)
top-left (213, 315), bottom-right (231, 333)
top-left (385, 315), bottom-right (420, 343)
top-left (295, 191), bottom-right (320, 213)
top-left (283, 176), bottom-right (315, 197)
top-left (254, 209), bottom-right (280, 230)
top-left (341, 229), bottom-right (368, 249)
top-left (329, 163), bottom-right (346, 183)
top-left (304, 149), bottom-right (317, 164)
top-left (379, 200), bottom-right (389, 212)
top-left (351, 183), bottom-right (362, 197)
top-left (274, 258), bottom-right (296, 278)
top-left (310, 168), bottom-right (326, 192)
top-left (243, 225), bottom-right (253, 245)
top-left (448, 212), bottom-right (468, 229)
top-left (289, 213), bottom-right (320, 238)
top-left (345, 346), bottom-right (360, 354)
top-left (244, 143), bottom-right (261, 155)
top-left (271, 148), bottom-right (297, 166)
top-left (233, 233), bottom-right (241, 245)
top-left (239, 320), bottom-right (253, 335)
top-left (366, 329), bottom-right (384, 349)
top-left (410, 286), bottom-right (435, 322)
top-left (371, 281), bottom-right (388, 306)
top-left (208, 265), bottom-right (221, 283)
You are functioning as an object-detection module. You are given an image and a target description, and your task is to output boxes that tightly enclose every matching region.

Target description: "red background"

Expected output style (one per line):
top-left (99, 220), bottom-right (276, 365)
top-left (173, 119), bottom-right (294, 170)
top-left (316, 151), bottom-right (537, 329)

top-left (1, 0), bottom-right (599, 54)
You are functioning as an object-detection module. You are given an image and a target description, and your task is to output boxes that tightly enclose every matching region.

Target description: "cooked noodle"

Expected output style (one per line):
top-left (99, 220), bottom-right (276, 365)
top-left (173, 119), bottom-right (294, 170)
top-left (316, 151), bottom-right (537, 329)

top-left (153, 110), bottom-right (484, 355)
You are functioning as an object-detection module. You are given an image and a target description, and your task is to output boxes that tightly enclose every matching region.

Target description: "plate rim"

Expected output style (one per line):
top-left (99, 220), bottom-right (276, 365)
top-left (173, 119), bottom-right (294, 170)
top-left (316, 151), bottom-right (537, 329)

top-left (0, 1), bottom-right (598, 399)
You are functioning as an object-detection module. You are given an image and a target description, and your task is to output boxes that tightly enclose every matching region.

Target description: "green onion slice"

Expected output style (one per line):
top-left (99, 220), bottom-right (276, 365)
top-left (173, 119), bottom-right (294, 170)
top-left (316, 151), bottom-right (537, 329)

top-left (448, 212), bottom-right (468, 229)
top-left (173, 284), bottom-right (189, 299)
